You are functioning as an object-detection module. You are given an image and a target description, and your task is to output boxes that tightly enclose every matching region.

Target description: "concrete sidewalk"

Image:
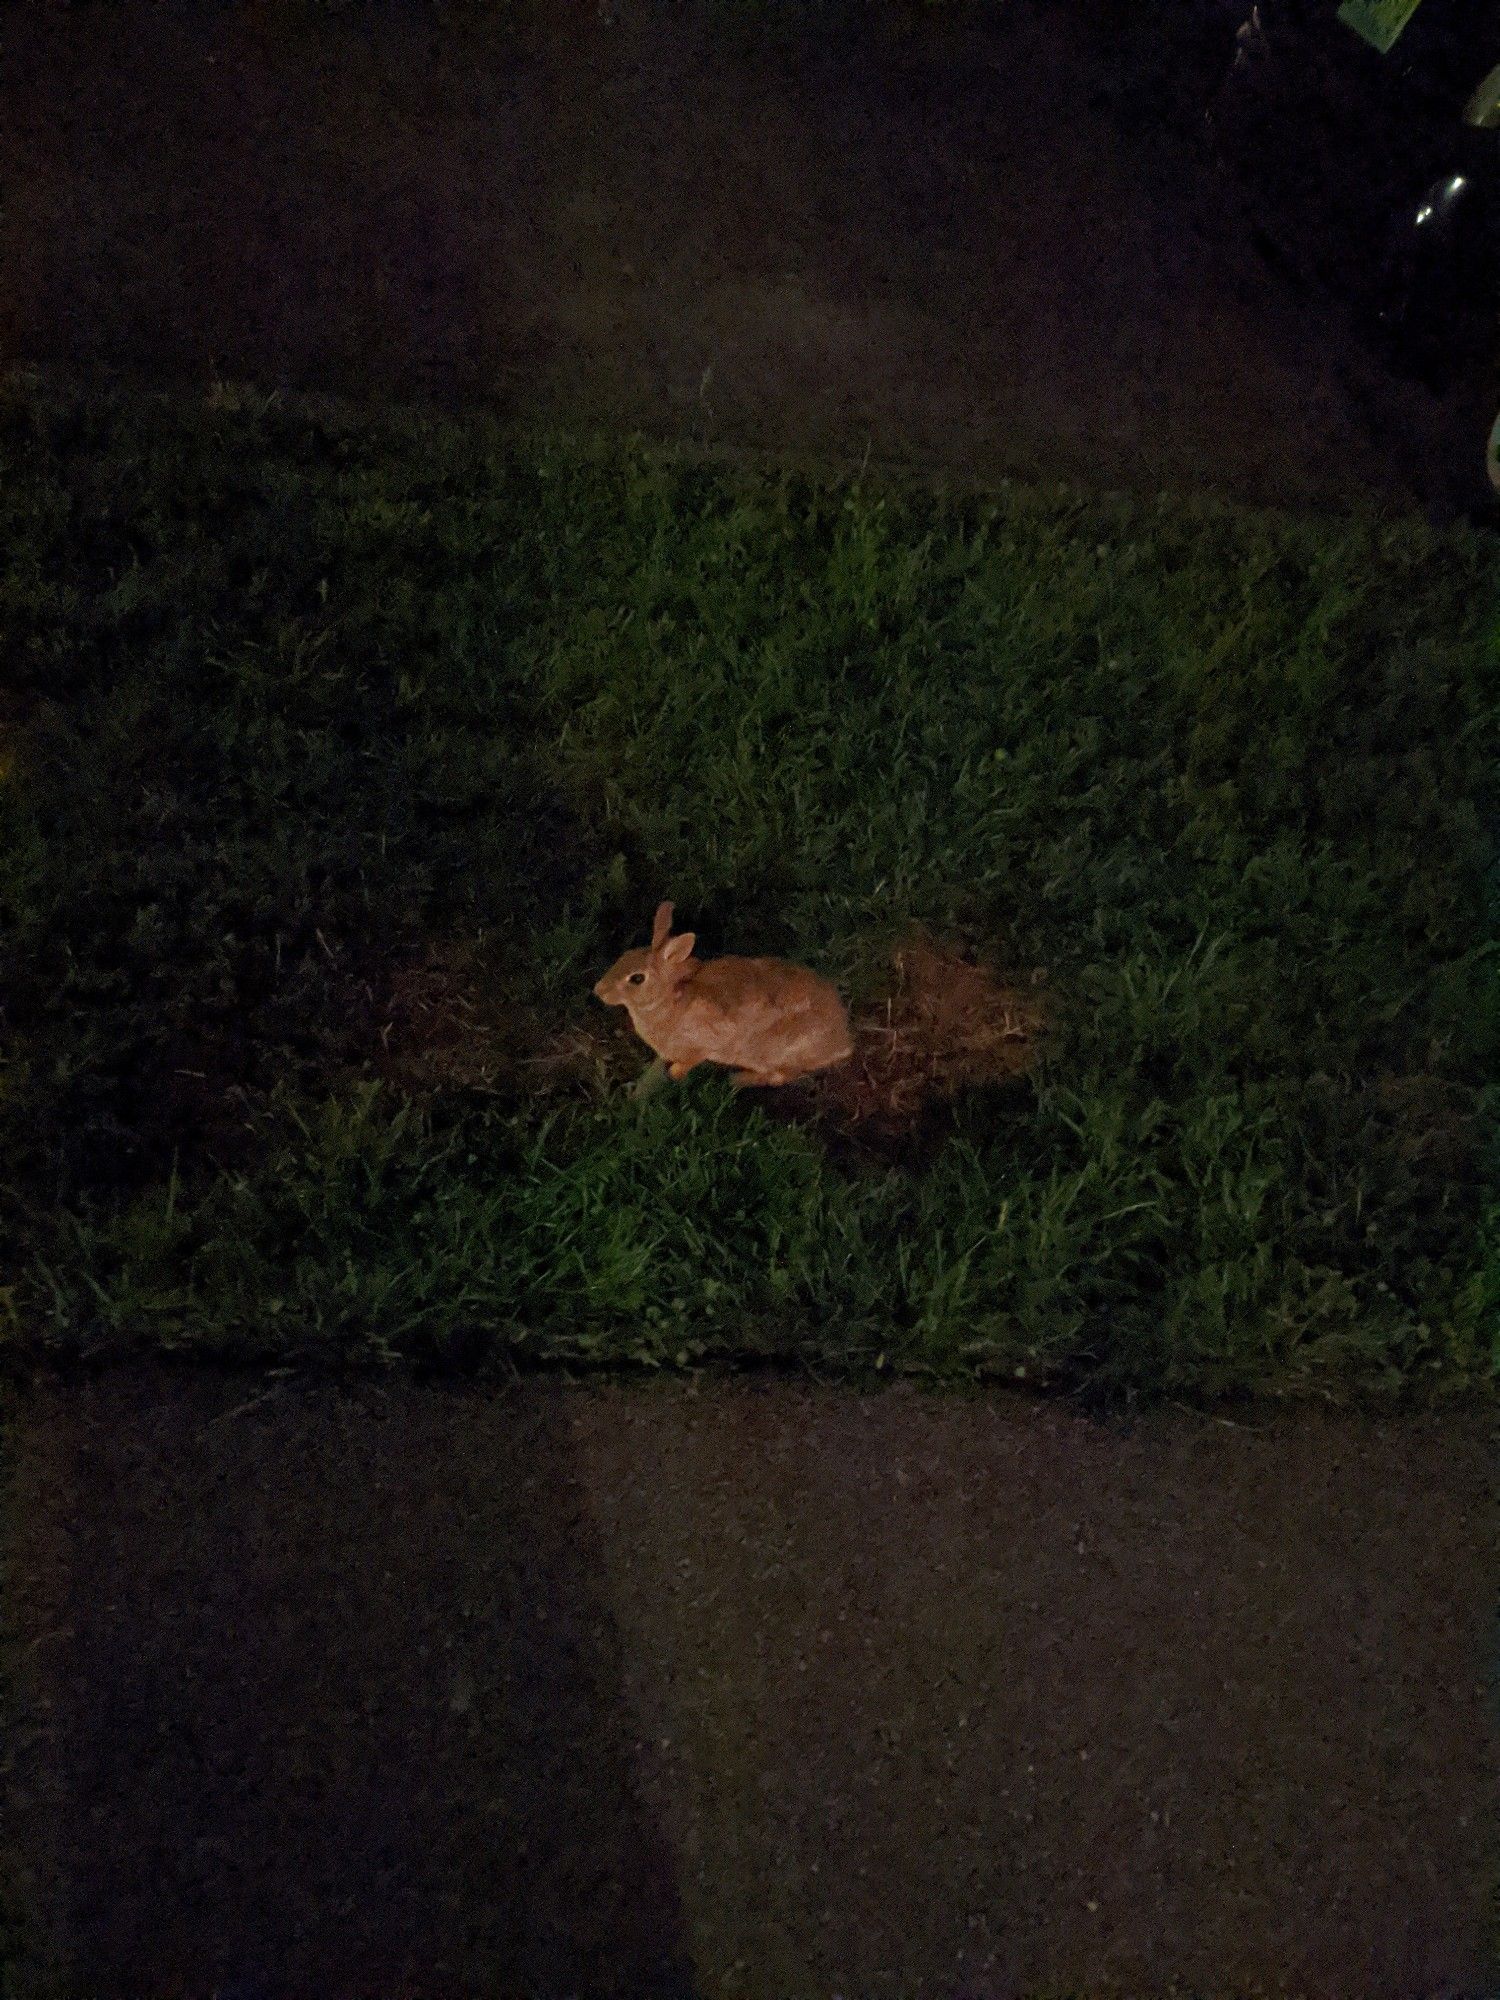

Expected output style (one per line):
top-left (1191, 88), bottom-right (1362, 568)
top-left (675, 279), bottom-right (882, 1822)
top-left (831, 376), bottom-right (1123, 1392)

top-left (4, 1369), bottom-right (1495, 1997)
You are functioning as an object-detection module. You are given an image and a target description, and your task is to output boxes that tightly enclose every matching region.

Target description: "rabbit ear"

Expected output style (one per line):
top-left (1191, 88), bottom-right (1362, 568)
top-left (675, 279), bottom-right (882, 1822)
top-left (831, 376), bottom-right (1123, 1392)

top-left (661, 932), bottom-right (695, 964)
top-left (652, 901), bottom-right (675, 949)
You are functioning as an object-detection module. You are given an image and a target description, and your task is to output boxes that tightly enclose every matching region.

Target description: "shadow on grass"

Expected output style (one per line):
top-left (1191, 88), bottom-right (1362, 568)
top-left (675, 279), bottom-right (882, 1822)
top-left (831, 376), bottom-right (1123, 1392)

top-left (3, 1367), bottom-right (698, 1998)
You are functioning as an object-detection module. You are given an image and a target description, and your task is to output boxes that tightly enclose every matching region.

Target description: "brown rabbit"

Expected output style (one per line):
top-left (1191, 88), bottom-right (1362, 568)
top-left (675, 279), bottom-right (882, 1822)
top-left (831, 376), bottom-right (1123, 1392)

top-left (592, 901), bottom-right (854, 1088)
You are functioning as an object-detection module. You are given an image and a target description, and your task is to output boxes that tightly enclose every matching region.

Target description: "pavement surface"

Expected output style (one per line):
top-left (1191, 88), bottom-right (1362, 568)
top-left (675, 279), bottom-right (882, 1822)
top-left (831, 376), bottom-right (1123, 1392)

top-left (3, 1369), bottom-right (1496, 1997)
top-left (0, 0), bottom-right (1489, 514)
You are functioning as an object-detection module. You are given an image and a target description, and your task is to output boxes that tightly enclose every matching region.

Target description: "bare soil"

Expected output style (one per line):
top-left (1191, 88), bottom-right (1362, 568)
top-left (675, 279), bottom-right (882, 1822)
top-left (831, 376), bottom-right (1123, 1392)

top-left (3, 1369), bottom-right (1496, 1997)
top-left (376, 932), bottom-right (1047, 1160)
top-left (789, 936), bottom-right (1045, 1150)
top-left (0, 0), bottom-right (1488, 514)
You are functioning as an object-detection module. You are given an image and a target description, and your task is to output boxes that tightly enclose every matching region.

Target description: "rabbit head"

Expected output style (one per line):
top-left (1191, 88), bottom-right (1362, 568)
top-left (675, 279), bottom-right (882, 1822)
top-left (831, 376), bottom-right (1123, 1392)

top-left (593, 901), bottom-right (698, 1011)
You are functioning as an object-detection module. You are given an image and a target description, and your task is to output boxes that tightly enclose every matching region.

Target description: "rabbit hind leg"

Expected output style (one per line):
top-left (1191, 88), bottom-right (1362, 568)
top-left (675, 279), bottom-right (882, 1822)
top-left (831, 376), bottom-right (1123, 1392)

top-left (729, 1068), bottom-right (789, 1089)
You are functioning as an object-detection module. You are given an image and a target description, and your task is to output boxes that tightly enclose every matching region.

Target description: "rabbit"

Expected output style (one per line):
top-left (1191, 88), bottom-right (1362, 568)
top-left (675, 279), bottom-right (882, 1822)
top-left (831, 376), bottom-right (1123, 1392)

top-left (592, 900), bottom-right (854, 1088)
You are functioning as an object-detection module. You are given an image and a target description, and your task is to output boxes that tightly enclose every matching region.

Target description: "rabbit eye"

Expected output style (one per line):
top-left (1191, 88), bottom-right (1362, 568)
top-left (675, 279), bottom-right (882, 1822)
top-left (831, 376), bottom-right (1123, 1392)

top-left (627, 972), bottom-right (646, 985)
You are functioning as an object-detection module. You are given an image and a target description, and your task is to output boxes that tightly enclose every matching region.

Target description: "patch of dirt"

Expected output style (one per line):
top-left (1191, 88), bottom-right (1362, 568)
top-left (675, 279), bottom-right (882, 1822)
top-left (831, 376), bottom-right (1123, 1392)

top-left (372, 932), bottom-right (1048, 1155)
top-left (372, 943), bottom-right (520, 1096)
top-left (129, 1023), bottom-right (266, 1177)
top-left (370, 940), bottom-right (641, 1102)
top-left (3, 1368), bottom-right (1496, 1997)
top-left (802, 934), bottom-right (1047, 1151)
top-left (1366, 1070), bottom-right (1481, 1176)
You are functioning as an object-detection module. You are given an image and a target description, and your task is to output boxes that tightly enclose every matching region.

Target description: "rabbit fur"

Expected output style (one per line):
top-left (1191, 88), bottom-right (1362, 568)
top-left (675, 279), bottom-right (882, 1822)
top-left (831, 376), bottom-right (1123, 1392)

top-left (593, 901), bottom-right (854, 1088)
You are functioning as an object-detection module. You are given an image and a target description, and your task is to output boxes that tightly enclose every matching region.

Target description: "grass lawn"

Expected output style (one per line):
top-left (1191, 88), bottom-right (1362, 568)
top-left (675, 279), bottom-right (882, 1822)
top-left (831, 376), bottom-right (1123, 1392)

top-left (1, 368), bottom-right (1495, 1398)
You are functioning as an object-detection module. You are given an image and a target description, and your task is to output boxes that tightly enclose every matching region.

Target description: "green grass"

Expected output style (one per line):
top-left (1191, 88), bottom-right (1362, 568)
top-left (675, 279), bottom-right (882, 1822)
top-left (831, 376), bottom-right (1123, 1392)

top-left (1, 368), bottom-right (1496, 1398)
